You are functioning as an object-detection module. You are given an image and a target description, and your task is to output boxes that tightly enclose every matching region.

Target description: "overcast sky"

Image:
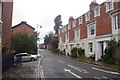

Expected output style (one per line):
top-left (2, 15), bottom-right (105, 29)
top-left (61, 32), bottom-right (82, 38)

top-left (12, 0), bottom-right (106, 43)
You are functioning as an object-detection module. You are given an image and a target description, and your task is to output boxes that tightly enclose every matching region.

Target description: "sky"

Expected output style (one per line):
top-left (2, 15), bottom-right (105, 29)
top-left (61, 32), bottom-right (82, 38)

top-left (12, 0), bottom-right (106, 43)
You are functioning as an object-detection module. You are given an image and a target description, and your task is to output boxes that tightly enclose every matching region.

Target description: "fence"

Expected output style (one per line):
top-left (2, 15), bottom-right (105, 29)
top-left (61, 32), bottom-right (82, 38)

top-left (2, 53), bottom-right (14, 74)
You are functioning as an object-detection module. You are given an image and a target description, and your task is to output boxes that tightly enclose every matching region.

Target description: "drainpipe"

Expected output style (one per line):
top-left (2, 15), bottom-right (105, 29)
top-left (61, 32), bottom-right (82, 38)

top-left (0, 20), bottom-right (2, 54)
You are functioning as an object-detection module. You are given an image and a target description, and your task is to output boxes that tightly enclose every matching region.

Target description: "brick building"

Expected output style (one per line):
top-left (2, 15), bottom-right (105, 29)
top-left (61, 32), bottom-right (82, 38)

top-left (1, 0), bottom-right (13, 52)
top-left (58, 0), bottom-right (120, 61)
top-left (12, 21), bottom-right (35, 36)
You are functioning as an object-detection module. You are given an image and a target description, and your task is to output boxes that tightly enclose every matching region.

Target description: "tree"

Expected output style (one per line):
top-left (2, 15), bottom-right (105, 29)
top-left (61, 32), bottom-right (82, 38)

top-left (54, 15), bottom-right (62, 34)
top-left (44, 32), bottom-right (53, 48)
top-left (11, 33), bottom-right (37, 54)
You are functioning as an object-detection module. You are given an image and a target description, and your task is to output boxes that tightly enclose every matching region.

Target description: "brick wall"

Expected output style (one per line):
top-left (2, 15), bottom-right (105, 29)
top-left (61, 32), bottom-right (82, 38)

top-left (2, 2), bottom-right (13, 50)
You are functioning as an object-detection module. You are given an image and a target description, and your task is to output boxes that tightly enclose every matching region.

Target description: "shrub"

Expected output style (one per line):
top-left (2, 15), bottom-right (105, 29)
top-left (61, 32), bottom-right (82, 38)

top-left (89, 54), bottom-right (95, 60)
top-left (101, 39), bottom-right (120, 64)
top-left (70, 47), bottom-right (78, 58)
top-left (78, 48), bottom-right (85, 56)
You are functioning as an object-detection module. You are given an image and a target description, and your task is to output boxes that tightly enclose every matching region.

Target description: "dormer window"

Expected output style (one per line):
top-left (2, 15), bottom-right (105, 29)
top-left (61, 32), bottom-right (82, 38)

top-left (85, 12), bottom-right (90, 21)
top-left (79, 16), bottom-right (82, 24)
top-left (73, 20), bottom-right (76, 27)
top-left (106, 0), bottom-right (114, 12)
top-left (94, 6), bottom-right (100, 17)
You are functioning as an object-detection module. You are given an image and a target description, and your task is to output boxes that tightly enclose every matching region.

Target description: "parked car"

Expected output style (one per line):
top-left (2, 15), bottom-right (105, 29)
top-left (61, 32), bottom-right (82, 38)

top-left (14, 53), bottom-right (38, 62)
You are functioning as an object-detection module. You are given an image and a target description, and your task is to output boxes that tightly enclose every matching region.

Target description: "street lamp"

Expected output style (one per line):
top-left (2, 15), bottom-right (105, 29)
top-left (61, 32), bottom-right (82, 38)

top-left (37, 24), bottom-right (42, 48)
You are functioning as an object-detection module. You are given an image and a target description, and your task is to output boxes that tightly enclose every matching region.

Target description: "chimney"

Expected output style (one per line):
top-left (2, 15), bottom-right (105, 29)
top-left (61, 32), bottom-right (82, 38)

top-left (89, 0), bottom-right (99, 10)
top-left (69, 16), bottom-right (74, 23)
top-left (21, 21), bottom-right (27, 24)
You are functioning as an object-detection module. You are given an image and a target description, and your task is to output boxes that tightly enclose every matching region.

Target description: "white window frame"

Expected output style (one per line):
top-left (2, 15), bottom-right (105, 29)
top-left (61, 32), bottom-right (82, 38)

top-left (79, 16), bottom-right (82, 24)
top-left (87, 22), bottom-right (96, 38)
top-left (73, 20), bottom-right (76, 27)
top-left (59, 35), bottom-right (62, 43)
top-left (65, 32), bottom-right (69, 42)
top-left (106, 0), bottom-right (114, 12)
top-left (112, 12), bottom-right (120, 31)
top-left (85, 11), bottom-right (90, 21)
top-left (64, 26), bottom-right (66, 32)
top-left (68, 23), bottom-right (70, 30)
top-left (58, 28), bottom-right (61, 34)
top-left (94, 6), bottom-right (100, 17)
top-left (74, 28), bottom-right (80, 40)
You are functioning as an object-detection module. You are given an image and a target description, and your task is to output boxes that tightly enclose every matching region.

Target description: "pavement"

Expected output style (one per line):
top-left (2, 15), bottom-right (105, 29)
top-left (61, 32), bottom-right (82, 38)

top-left (2, 58), bottom-right (43, 79)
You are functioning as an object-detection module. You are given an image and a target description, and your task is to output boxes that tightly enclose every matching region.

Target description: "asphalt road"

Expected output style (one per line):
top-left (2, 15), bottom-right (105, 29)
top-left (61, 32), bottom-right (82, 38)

top-left (38, 49), bottom-right (120, 79)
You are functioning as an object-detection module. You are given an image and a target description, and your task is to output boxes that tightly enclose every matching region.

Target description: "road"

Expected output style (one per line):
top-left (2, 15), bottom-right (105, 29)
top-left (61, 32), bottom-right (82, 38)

top-left (38, 49), bottom-right (120, 79)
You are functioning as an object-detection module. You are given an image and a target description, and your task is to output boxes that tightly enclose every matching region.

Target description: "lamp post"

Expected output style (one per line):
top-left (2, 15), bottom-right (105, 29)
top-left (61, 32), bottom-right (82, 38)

top-left (37, 24), bottom-right (42, 48)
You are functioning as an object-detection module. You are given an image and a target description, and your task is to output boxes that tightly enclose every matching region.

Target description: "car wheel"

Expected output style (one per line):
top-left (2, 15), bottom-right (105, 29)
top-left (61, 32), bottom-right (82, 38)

top-left (31, 58), bottom-right (35, 61)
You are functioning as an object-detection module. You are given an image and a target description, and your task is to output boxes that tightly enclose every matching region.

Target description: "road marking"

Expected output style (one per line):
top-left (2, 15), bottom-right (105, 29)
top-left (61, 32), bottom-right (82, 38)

top-left (92, 67), bottom-right (120, 75)
top-left (40, 66), bottom-right (45, 79)
top-left (94, 76), bottom-right (113, 80)
top-left (38, 58), bottom-right (45, 79)
top-left (64, 68), bottom-right (82, 78)
top-left (67, 64), bottom-right (88, 73)
top-left (58, 59), bottom-right (64, 63)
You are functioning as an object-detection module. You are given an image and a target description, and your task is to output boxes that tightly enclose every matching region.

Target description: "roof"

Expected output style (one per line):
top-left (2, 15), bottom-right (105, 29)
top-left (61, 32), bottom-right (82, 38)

top-left (12, 21), bottom-right (35, 30)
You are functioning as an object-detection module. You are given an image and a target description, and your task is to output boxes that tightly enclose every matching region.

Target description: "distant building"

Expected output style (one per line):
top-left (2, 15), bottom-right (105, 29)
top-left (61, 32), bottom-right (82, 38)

top-left (58, 0), bottom-right (120, 61)
top-left (12, 21), bottom-right (35, 36)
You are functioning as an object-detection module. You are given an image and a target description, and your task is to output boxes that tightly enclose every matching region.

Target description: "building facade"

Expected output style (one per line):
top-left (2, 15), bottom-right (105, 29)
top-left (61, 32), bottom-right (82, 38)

top-left (12, 21), bottom-right (35, 36)
top-left (58, 0), bottom-right (120, 61)
top-left (1, 0), bottom-right (13, 53)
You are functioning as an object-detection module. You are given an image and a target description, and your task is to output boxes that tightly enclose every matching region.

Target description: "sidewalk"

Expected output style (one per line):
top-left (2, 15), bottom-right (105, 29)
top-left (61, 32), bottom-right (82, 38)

top-left (2, 58), bottom-right (43, 79)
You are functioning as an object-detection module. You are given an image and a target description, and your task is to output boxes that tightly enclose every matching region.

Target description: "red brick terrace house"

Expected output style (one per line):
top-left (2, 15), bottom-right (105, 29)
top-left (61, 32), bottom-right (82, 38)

top-left (58, 0), bottom-right (120, 61)
top-left (12, 21), bottom-right (35, 36)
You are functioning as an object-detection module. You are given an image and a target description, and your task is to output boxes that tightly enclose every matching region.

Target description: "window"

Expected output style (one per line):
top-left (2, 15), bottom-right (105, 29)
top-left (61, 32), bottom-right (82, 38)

top-left (59, 36), bottom-right (62, 43)
top-left (66, 32), bottom-right (69, 41)
top-left (70, 44), bottom-right (74, 49)
top-left (58, 29), bottom-right (61, 34)
top-left (79, 16), bottom-right (82, 24)
top-left (88, 23), bottom-right (96, 36)
top-left (94, 6), bottom-right (100, 17)
top-left (106, 0), bottom-right (114, 12)
top-left (74, 28), bottom-right (80, 40)
top-left (89, 43), bottom-right (93, 52)
top-left (113, 13), bottom-right (120, 30)
top-left (90, 25), bottom-right (95, 35)
top-left (85, 12), bottom-right (90, 21)
top-left (64, 26), bottom-right (66, 32)
top-left (68, 23), bottom-right (70, 30)
top-left (73, 20), bottom-right (76, 27)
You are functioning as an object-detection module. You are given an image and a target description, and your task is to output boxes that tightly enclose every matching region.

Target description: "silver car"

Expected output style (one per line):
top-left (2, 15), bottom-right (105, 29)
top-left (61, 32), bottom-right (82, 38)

top-left (14, 53), bottom-right (38, 62)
